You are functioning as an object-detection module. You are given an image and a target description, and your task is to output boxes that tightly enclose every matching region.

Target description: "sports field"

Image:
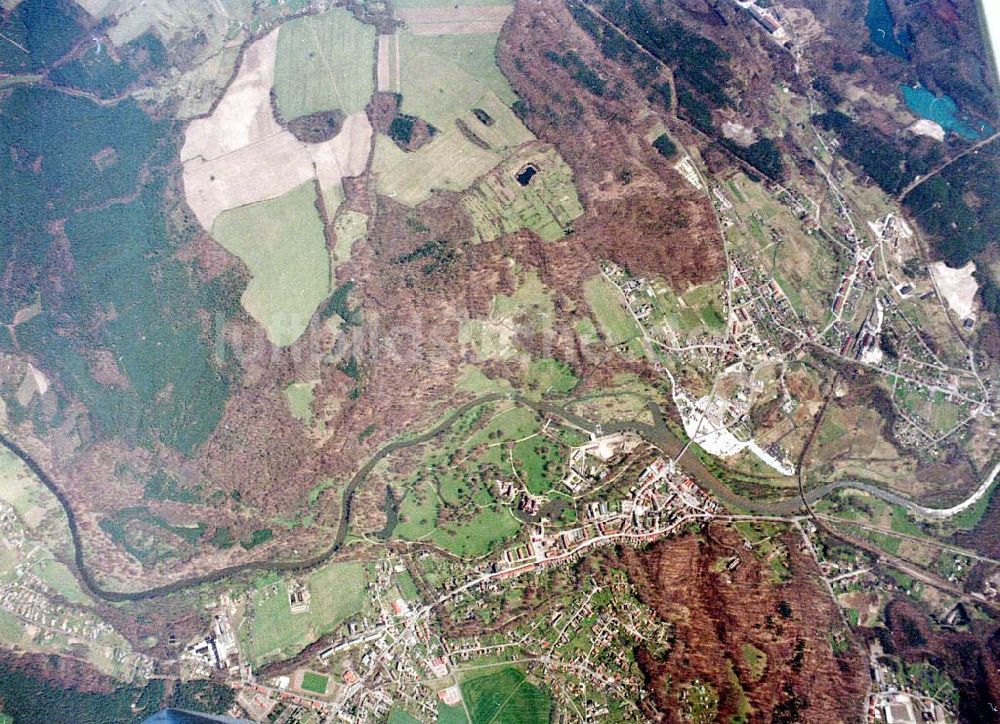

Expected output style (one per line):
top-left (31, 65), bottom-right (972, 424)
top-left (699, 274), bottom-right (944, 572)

top-left (243, 562), bottom-right (366, 666)
top-left (584, 276), bottom-right (641, 346)
top-left (212, 182), bottom-right (330, 347)
top-left (300, 671), bottom-right (329, 695)
top-left (274, 8), bottom-right (376, 120)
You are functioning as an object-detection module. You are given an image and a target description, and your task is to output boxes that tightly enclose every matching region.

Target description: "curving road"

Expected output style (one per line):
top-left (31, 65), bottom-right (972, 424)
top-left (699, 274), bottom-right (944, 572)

top-left (0, 394), bottom-right (994, 602)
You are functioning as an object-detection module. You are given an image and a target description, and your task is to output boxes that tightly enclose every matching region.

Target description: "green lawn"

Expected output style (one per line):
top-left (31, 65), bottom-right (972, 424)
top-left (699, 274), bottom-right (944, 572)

top-left (890, 505), bottom-right (923, 537)
top-left (285, 382), bottom-right (315, 423)
top-left (0, 611), bottom-right (24, 645)
top-left (512, 437), bottom-right (562, 495)
top-left (456, 367), bottom-right (513, 394)
top-left (273, 8), bottom-right (375, 120)
top-left (432, 508), bottom-right (521, 558)
top-left (526, 358), bottom-right (577, 396)
top-left (300, 671), bottom-right (329, 695)
top-left (35, 560), bottom-right (89, 604)
top-left (584, 276), bottom-right (640, 346)
top-left (212, 182), bottom-right (330, 347)
top-left (741, 643), bottom-right (767, 681)
top-left (396, 570), bottom-right (420, 600)
top-left (461, 667), bottom-right (551, 724)
top-left (390, 710), bottom-right (423, 724)
top-left (243, 562), bottom-right (366, 666)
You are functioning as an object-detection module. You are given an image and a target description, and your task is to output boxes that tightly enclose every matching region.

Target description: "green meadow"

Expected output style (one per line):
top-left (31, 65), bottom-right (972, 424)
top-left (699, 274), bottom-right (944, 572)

top-left (212, 182), bottom-right (330, 347)
top-left (274, 9), bottom-right (376, 120)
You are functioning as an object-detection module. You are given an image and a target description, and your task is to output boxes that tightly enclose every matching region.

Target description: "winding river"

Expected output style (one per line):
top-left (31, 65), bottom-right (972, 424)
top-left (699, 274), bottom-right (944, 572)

top-left (0, 393), bottom-right (994, 602)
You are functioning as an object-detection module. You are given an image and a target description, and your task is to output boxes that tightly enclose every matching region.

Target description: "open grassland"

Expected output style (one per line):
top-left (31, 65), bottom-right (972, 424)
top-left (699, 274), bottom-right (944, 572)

top-left (464, 145), bottom-right (583, 243)
top-left (653, 280), bottom-right (727, 339)
top-left (333, 210), bottom-right (368, 264)
top-left (373, 25), bottom-right (533, 205)
top-left (566, 373), bottom-right (672, 426)
top-left (397, 31), bottom-right (526, 139)
top-left (372, 137), bottom-right (505, 211)
top-left (584, 276), bottom-right (641, 346)
top-left (35, 560), bottom-right (89, 604)
top-left (396, 32), bottom-right (513, 103)
top-left (243, 562), bottom-right (366, 666)
top-left (461, 667), bottom-right (551, 724)
top-left (212, 182), bottom-right (330, 347)
top-left (274, 9), bottom-right (376, 120)
top-left (373, 132), bottom-right (501, 207)
top-left (285, 382), bottom-right (315, 423)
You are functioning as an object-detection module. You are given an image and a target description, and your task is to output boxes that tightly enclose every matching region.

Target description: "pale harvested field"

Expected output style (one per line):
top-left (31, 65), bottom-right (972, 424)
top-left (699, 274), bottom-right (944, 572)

top-left (377, 34), bottom-right (400, 92)
top-left (181, 30), bottom-right (372, 230)
top-left (397, 6), bottom-right (512, 35)
top-left (181, 30), bottom-right (283, 164)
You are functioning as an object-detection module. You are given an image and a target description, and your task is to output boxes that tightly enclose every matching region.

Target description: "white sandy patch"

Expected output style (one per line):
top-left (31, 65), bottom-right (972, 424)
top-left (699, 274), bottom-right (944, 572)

top-left (907, 119), bottom-right (945, 141)
top-left (14, 363), bottom-right (49, 407)
top-left (181, 30), bottom-right (373, 230)
top-left (930, 260), bottom-right (978, 319)
top-left (397, 6), bottom-right (512, 35)
top-left (721, 121), bottom-right (756, 146)
top-left (677, 392), bottom-right (794, 476)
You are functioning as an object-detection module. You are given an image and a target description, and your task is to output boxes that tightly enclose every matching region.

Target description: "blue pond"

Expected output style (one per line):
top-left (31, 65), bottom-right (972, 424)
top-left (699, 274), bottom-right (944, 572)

top-left (900, 84), bottom-right (994, 140)
top-left (865, 0), bottom-right (910, 59)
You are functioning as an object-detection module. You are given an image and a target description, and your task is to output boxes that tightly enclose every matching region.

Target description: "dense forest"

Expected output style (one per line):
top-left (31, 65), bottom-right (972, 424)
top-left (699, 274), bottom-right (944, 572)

top-left (0, 664), bottom-right (235, 723)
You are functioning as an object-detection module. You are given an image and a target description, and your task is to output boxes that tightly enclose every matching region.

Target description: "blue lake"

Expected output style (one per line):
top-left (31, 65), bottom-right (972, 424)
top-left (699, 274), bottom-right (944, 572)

top-left (866, 0), bottom-right (909, 59)
top-left (900, 84), bottom-right (995, 140)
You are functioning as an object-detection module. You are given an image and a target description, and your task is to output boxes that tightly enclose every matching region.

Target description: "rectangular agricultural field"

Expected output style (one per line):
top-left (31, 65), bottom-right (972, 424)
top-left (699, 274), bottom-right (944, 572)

top-left (274, 8), bottom-right (376, 120)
